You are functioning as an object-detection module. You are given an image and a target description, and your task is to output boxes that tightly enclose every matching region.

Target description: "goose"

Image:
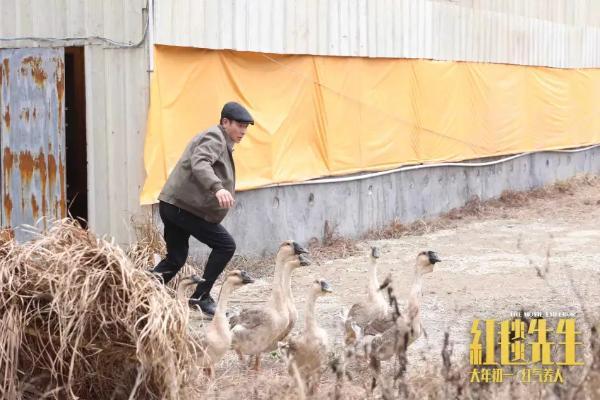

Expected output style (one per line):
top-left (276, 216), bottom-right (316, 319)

top-left (278, 250), bottom-right (311, 342)
top-left (284, 279), bottom-right (333, 395)
top-left (176, 275), bottom-right (205, 299)
top-left (344, 246), bottom-right (387, 345)
top-left (365, 251), bottom-right (441, 361)
top-left (195, 270), bottom-right (255, 377)
top-left (230, 241), bottom-right (307, 370)
top-left (176, 275), bottom-right (206, 322)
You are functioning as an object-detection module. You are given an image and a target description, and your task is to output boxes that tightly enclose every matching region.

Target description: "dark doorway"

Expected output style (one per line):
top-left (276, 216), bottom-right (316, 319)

top-left (64, 47), bottom-right (88, 226)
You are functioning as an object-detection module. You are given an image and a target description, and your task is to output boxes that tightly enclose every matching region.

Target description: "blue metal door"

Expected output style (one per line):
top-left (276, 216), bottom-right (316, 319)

top-left (0, 48), bottom-right (66, 240)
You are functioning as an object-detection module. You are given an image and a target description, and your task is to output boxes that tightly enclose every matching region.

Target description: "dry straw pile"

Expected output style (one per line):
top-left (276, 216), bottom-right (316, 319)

top-left (0, 219), bottom-right (201, 399)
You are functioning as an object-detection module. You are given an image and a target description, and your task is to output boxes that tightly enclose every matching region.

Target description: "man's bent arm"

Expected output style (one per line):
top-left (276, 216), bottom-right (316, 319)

top-left (190, 131), bottom-right (225, 192)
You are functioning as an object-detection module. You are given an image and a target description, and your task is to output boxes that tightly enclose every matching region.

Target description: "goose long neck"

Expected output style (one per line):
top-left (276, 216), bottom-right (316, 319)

top-left (281, 263), bottom-right (294, 302)
top-left (410, 270), bottom-right (423, 299)
top-left (406, 267), bottom-right (424, 323)
top-left (270, 262), bottom-right (288, 309)
top-left (304, 290), bottom-right (319, 333)
top-left (367, 257), bottom-right (379, 302)
top-left (214, 281), bottom-right (234, 325)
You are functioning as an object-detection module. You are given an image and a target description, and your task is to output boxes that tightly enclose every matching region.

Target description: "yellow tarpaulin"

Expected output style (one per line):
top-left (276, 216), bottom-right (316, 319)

top-left (141, 45), bottom-right (600, 204)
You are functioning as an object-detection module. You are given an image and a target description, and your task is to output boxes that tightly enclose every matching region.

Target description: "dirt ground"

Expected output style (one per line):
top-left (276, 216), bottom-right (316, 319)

top-left (193, 176), bottom-right (600, 398)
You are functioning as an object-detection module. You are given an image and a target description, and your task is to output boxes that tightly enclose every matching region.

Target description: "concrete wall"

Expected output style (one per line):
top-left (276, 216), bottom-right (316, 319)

top-left (153, 146), bottom-right (600, 258)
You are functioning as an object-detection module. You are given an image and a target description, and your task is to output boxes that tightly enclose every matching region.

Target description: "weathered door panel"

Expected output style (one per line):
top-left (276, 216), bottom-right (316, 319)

top-left (0, 48), bottom-right (66, 240)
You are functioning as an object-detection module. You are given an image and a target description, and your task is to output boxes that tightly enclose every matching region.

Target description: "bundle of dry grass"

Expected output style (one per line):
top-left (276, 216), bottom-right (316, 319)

top-left (127, 215), bottom-right (167, 270)
top-left (0, 219), bottom-right (202, 399)
top-left (127, 216), bottom-right (200, 295)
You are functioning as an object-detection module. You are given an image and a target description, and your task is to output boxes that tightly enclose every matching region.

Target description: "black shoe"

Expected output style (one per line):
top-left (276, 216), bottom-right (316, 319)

top-left (189, 295), bottom-right (216, 318)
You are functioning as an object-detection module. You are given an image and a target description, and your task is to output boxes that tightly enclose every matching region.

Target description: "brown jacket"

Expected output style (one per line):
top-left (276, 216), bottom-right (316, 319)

top-left (158, 125), bottom-right (235, 223)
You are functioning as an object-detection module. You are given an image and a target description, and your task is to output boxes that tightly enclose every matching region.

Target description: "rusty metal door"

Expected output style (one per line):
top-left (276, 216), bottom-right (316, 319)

top-left (0, 48), bottom-right (66, 240)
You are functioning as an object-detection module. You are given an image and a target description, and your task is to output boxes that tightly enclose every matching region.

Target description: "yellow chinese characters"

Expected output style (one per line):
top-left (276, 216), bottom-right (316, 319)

top-left (470, 318), bottom-right (582, 366)
top-left (468, 317), bottom-right (583, 384)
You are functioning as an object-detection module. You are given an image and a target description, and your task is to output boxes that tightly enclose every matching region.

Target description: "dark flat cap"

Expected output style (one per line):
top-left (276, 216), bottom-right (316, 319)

top-left (221, 101), bottom-right (254, 125)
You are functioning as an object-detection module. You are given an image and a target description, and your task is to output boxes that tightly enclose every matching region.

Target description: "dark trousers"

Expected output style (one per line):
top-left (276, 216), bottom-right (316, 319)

top-left (152, 201), bottom-right (236, 299)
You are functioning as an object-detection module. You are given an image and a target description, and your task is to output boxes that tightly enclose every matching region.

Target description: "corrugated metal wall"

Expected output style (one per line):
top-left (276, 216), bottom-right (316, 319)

top-left (0, 0), bottom-right (150, 243)
top-left (1, 0), bottom-right (599, 243)
top-left (0, 0), bottom-right (145, 46)
top-left (155, 0), bottom-right (600, 68)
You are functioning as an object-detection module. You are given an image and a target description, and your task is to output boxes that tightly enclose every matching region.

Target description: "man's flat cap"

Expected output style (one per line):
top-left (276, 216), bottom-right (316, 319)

top-left (221, 102), bottom-right (254, 125)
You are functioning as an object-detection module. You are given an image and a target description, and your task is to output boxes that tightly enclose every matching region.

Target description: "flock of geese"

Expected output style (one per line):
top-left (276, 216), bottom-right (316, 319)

top-left (174, 240), bottom-right (441, 394)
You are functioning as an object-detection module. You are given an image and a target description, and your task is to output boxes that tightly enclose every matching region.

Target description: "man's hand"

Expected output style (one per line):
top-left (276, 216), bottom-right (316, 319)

top-left (215, 189), bottom-right (235, 209)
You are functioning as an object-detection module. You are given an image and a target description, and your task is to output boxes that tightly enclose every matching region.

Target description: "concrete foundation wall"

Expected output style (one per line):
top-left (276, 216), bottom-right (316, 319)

top-left (154, 147), bottom-right (600, 258)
